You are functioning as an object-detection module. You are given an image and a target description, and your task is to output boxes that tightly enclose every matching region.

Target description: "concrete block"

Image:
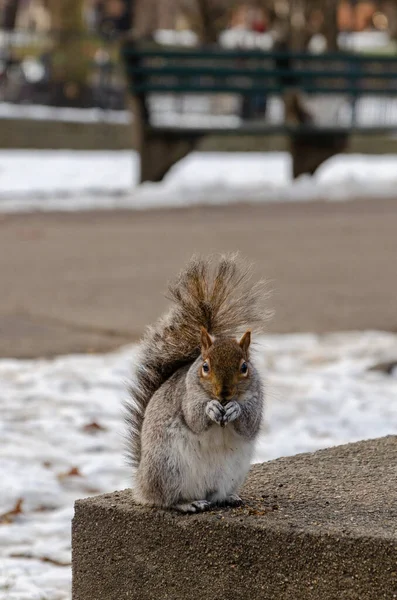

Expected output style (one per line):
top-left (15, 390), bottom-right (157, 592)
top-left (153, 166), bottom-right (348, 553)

top-left (72, 436), bottom-right (397, 600)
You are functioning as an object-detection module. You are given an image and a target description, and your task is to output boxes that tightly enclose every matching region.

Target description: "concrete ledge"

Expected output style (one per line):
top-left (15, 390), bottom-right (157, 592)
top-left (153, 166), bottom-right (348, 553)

top-left (72, 437), bottom-right (397, 600)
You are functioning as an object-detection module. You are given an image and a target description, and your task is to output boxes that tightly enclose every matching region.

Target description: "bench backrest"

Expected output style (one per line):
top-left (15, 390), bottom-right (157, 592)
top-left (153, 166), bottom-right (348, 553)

top-left (121, 44), bottom-right (397, 131)
top-left (122, 45), bottom-right (397, 95)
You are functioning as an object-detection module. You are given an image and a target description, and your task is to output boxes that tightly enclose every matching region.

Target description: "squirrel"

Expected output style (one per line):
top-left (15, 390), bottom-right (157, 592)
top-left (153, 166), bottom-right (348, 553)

top-left (125, 254), bottom-right (269, 513)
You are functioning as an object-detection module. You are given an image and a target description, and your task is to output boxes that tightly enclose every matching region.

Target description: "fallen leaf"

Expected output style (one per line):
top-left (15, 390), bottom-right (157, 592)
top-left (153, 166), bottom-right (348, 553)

top-left (57, 466), bottom-right (82, 481)
top-left (368, 361), bottom-right (397, 375)
top-left (0, 498), bottom-right (23, 524)
top-left (82, 421), bottom-right (107, 433)
top-left (34, 505), bottom-right (55, 513)
top-left (10, 552), bottom-right (70, 567)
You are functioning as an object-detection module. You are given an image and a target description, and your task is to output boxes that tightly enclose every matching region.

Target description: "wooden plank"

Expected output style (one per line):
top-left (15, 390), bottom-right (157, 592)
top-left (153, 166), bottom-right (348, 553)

top-left (126, 66), bottom-right (397, 80)
top-left (130, 83), bottom-right (397, 95)
top-left (145, 124), bottom-right (397, 136)
top-left (122, 47), bottom-right (397, 63)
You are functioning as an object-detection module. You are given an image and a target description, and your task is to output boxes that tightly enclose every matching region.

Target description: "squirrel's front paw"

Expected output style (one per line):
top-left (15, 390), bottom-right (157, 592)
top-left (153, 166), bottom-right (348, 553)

top-left (205, 400), bottom-right (225, 425)
top-left (222, 401), bottom-right (242, 426)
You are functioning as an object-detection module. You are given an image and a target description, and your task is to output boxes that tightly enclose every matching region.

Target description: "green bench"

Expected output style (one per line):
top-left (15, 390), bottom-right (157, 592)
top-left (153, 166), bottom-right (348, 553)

top-left (121, 43), bottom-right (397, 182)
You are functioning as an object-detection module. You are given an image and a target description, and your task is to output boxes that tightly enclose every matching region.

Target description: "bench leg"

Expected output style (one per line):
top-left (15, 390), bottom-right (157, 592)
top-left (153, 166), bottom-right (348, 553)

top-left (290, 132), bottom-right (349, 179)
top-left (140, 132), bottom-right (199, 183)
top-left (128, 95), bottom-right (200, 184)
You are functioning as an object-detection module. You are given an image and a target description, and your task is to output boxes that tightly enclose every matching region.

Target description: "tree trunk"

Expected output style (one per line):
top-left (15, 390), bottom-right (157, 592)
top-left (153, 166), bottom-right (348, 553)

top-left (322, 0), bottom-right (338, 51)
top-left (131, 0), bottom-right (152, 38)
top-left (47, 0), bottom-right (91, 106)
top-left (289, 0), bottom-right (307, 50)
top-left (195, 0), bottom-right (219, 44)
top-left (383, 1), bottom-right (397, 41)
top-left (2, 0), bottom-right (20, 30)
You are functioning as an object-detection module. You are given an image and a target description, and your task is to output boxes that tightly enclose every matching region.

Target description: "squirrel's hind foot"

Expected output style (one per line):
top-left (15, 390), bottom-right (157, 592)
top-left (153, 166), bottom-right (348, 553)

top-left (172, 495), bottom-right (242, 513)
top-left (173, 500), bottom-right (213, 514)
top-left (216, 494), bottom-right (243, 508)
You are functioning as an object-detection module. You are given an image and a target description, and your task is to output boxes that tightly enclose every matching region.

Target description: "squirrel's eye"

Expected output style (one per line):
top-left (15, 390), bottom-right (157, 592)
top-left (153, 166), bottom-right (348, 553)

top-left (202, 362), bottom-right (210, 375)
top-left (240, 361), bottom-right (248, 375)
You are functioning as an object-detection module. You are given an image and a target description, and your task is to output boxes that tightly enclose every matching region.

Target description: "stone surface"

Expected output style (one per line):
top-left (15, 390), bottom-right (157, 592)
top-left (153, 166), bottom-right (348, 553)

top-left (72, 437), bottom-right (397, 600)
top-left (3, 198), bottom-right (397, 358)
top-left (0, 119), bottom-right (133, 150)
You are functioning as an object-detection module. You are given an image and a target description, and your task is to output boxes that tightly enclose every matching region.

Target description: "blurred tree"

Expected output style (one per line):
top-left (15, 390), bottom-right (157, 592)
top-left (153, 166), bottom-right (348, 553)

top-left (269, 0), bottom-right (338, 51)
top-left (47, 0), bottom-right (91, 106)
top-left (193, 0), bottom-right (231, 43)
top-left (131, 0), bottom-right (338, 49)
top-left (133, 0), bottom-right (176, 38)
top-left (1, 0), bottom-right (21, 30)
top-left (322, 0), bottom-right (338, 51)
top-left (133, 0), bottom-right (234, 42)
top-left (98, 0), bottom-right (133, 36)
top-left (382, 0), bottom-right (397, 40)
top-left (187, 0), bottom-right (338, 49)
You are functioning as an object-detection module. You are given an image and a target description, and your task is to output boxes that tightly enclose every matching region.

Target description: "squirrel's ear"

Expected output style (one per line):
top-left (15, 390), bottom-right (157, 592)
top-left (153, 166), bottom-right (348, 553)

top-left (239, 330), bottom-right (251, 355)
top-left (200, 327), bottom-right (213, 355)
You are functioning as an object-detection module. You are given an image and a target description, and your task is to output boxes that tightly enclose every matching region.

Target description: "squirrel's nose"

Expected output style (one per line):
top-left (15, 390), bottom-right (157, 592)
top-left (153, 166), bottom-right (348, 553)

top-left (220, 387), bottom-right (235, 401)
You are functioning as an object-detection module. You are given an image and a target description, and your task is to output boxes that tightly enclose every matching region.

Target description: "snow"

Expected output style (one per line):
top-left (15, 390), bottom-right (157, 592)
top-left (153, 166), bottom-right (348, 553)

top-left (0, 150), bottom-right (137, 200)
top-left (154, 29), bottom-right (199, 47)
top-left (1, 27), bottom-right (390, 53)
top-left (0, 103), bottom-right (130, 124)
top-left (1, 331), bottom-right (397, 599)
top-left (219, 28), bottom-right (274, 50)
top-left (1, 150), bottom-right (397, 212)
top-left (149, 94), bottom-right (397, 129)
top-left (152, 29), bottom-right (392, 52)
top-left (3, 94), bottom-right (396, 129)
top-left (338, 31), bottom-right (391, 51)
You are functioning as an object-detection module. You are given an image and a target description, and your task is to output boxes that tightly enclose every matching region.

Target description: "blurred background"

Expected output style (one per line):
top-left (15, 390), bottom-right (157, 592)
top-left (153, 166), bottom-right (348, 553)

top-left (1, 3), bottom-right (397, 600)
top-left (1, 0), bottom-right (397, 109)
top-left (1, 0), bottom-right (397, 143)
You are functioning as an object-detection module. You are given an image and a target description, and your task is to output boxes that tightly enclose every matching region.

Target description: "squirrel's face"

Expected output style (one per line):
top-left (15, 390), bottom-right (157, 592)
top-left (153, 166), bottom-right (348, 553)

top-left (199, 327), bottom-right (251, 405)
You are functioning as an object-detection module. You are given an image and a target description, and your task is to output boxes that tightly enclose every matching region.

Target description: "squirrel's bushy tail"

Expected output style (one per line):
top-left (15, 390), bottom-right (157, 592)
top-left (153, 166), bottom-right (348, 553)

top-left (125, 253), bottom-right (270, 468)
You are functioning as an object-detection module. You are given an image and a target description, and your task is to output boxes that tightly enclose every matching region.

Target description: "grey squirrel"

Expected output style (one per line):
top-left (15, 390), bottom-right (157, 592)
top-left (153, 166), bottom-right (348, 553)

top-left (126, 254), bottom-right (269, 513)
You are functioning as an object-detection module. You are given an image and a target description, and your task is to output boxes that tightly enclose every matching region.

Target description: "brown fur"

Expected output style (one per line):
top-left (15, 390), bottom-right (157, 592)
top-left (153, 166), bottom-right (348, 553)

top-left (199, 331), bottom-right (251, 405)
top-left (125, 253), bottom-right (270, 468)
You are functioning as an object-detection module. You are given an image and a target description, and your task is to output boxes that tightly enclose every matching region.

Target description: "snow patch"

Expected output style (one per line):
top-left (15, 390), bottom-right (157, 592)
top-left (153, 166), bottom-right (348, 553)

top-left (1, 150), bottom-right (397, 213)
top-left (0, 103), bottom-right (131, 124)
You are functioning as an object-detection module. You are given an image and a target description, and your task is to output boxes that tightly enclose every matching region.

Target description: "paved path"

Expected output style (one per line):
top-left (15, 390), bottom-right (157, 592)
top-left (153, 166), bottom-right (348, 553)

top-left (1, 198), bottom-right (397, 358)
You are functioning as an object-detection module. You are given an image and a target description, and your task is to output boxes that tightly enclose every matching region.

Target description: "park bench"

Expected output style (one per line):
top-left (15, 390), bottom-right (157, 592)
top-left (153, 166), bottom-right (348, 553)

top-left (121, 43), bottom-right (397, 182)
